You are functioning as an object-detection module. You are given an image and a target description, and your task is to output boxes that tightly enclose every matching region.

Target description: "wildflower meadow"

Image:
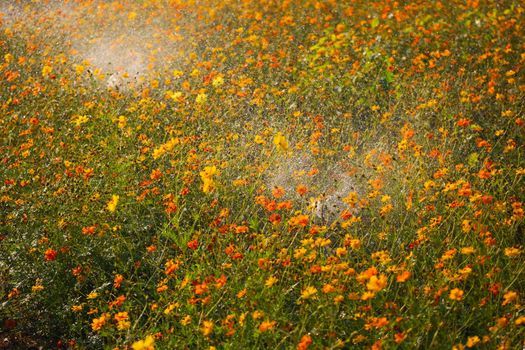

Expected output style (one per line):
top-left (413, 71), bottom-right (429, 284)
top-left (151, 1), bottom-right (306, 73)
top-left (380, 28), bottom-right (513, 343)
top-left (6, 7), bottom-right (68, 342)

top-left (0, 0), bottom-right (524, 349)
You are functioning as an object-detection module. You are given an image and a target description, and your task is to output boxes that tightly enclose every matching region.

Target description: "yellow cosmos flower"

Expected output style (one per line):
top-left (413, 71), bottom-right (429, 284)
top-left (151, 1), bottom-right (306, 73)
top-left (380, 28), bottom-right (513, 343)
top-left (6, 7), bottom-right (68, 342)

top-left (300, 286), bottom-right (318, 299)
top-left (366, 274), bottom-right (388, 292)
top-left (273, 132), bottom-right (289, 151)
top-left (181, 315), bottom-right (192, 326)
top-left (200, 166), bottom-right (219, 193)
top-left (502, 291), bottom-right (518, 305)
top-left (132, 335), bottom-right (155, 350)
top-left (212, 75), bottom-right (224, 87)
top-left (195, 93), bottom-right (208, 105)
top-left (254, 135), bottom-right (266, 145)
top-left (201, 320), bottom-right (214, 336)
top-left (265, 276), bottom-right (278, 288)
top-left (42, 65), bottom-right (53, 77)
top-left (504, 247), bottom-right (522, 257)
top-left (107, 195), bottom-right (119, 212)
top-left (117, 116), bottom-right (127, 129)
top-left (466, 336), bottom-right (480, 348)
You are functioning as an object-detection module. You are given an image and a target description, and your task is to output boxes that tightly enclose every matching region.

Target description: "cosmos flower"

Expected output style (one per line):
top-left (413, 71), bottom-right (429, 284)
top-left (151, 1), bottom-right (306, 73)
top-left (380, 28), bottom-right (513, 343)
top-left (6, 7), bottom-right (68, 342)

top-left (132, 335), bottom-right (155, 350)
top-left (273, 132), bottom-right (289, 151)
top-left (449, 288), bottom-right (464, 301)
top-left (106, 195), bottom-right (119, 212)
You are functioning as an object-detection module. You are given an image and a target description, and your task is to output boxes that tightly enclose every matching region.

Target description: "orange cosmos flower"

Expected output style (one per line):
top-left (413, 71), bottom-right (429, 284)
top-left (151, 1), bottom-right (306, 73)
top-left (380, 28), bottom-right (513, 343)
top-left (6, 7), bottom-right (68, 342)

top-left (82, 225), bottom-right (96, 235)
top-left (272, 186), bottom-right (285, 198)
top-left (502, 291), bottom-right (518, 306)
top-left (288, 214), bottom-right (309, 227)
top-left (114, 274), bottom-right (124, 288)
top-left (91, 313), bottom-right (110, 331)
top-left (396, 271), bottom-right (411, 283)
top-left (164, 259), bottom-right (180, 275)
top-left (297, 334), bottom-right (312, 350)
top-left (449, 288), bottom-right (464, 301)
top-left (114, 311), bottom-right (129, 322)
top-left (44, 248), bottom-right (57, 261)
top-left (259, 320), bottom-right (276, 332)
top-left (296, 184), bottom-right (308, 196)
top-left (187, 239), bottom-right (199, 250)
top-left (367, 274), bottom-right (388, 292)
top-left (201, 320), bottom-right (214, 336)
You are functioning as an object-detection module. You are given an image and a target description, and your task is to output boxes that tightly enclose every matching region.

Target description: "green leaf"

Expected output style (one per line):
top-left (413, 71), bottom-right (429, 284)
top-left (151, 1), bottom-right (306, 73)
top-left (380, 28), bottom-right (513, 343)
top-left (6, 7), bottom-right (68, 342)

top-left (384, 70), bottom-right (394, 83)
top-left (249, 217), bottom-right (259, 231)
top-left (468, 152), bottom-right (479, 167)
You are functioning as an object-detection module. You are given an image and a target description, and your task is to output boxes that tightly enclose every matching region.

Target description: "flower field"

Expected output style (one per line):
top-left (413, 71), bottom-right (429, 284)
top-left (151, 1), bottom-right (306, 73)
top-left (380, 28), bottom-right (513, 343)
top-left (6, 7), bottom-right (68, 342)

top-left (1, 0), bottom-right (524, 348)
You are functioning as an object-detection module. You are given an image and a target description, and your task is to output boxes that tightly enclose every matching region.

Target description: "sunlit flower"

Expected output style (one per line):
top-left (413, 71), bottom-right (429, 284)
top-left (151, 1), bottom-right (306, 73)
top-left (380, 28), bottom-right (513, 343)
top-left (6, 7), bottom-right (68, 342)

top-left (107, 195), bottom-right (119, 212)
top-left (200, 166), bottom-right (219, 193)
top-left (44, 248), bottom-right (57, 261)
top-left (466, 336), bottom-right (480, 348)
top-left (449, 288), bottom-right (464, 301)
top-left (42, 64), bottom-right (53, 77)
top-left (366, 274), bottom-right (388, 292)
top-left (201, 320), bottom-right (214, 336)
top-left (91, 313), bottom-right (110, 331)
top-left (212, 75), bottom-right (224, 87)
top-left (114, 274), bottom-right (124, 288)
top-left (132, 335), bottom-right (155, 350)
top-left (289, 214), bottom-right (309, 227)
top-left (300, 286), bottom-right (317, 299)
top-left (396, 271), bottom-right (411, 283)
top-left (32, 284), bottom-right (45, 292)
top-left (265, 276), bottom-right (278, 288)
top-left (273, 132), bottom-right (289, 151)
top-left (254, 135), bottom-right (266, 145)
top-left (502, 291), bottom-right (518, 306)
top-left (258, 320), bottom-right (276, 332)
top-left (195, 92), bottom-right (208, 105)
top-left (297, 334), bottom-right (313, 350)
top-left (504, 247), bottom-right (522, 257)
top-left (181, 315), bottom-right (192, 326)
